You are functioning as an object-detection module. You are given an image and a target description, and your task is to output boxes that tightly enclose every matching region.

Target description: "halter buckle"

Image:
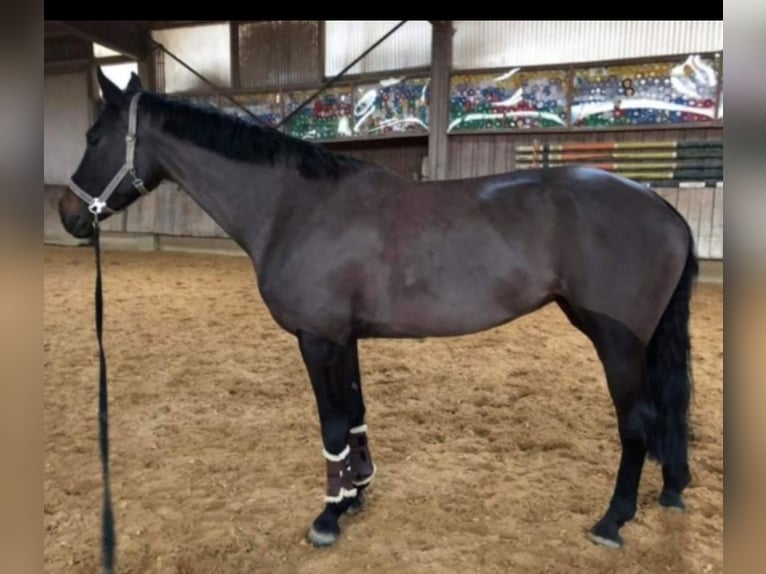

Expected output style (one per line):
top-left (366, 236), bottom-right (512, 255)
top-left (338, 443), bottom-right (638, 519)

top-left (131, 172), bottom-right (149, 195)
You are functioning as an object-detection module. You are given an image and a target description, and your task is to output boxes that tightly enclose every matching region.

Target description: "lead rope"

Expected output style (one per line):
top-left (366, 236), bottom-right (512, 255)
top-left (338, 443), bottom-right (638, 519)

top-left (93, 220), bottom-right (116, 573)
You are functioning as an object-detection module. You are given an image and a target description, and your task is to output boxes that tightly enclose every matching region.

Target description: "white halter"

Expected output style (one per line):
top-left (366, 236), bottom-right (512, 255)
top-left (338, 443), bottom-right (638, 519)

top-left (68, 93), bottom-right (149, 216)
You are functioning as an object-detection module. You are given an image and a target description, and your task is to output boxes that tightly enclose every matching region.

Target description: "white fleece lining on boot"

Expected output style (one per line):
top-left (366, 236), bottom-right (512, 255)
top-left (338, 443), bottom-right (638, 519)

top-left (323, 445), bottom-right (351, 462)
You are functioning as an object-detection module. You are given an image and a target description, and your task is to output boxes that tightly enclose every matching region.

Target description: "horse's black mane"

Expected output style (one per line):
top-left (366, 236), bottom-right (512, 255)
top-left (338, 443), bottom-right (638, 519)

top-left (142, 92), bottom-right (367, 180)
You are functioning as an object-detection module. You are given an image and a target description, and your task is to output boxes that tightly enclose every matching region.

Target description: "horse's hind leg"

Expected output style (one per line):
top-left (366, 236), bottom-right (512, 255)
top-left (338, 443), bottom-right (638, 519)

top-left (557, 299), bottom-right (652, 548)
top-left (298, 331), bottom-right (357, 547)
top-left (344, 339), bottom-right (376, 515)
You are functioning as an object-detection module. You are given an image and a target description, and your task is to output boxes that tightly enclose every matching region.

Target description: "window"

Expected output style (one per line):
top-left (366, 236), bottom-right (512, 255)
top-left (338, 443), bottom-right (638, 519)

top-left (93, 43), bottom-right (121, 58)
top-left (324, 21), bottom-right (431, 76)
top-left (152, 24), bottom-right (231, 93)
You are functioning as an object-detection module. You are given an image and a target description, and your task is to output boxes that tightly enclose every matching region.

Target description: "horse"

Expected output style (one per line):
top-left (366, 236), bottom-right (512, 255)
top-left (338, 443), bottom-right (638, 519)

top-left (60, 68), bottom-right (697, 550)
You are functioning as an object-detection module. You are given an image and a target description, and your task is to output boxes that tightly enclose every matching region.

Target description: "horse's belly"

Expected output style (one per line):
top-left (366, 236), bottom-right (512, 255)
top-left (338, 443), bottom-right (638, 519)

top-left (359, 272), bottom-right (552, 338)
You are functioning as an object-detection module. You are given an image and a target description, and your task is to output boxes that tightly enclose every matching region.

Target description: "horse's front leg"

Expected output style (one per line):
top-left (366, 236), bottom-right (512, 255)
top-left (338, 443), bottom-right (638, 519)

top-left (298, 331), bottom-right (357, 546)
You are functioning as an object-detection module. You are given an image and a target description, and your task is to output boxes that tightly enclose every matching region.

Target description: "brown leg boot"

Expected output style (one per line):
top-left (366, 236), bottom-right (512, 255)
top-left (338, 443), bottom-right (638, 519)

top-left (323, 445), bottom-right (357, 504)
top-left (349, 424), bottom-right (376, 487)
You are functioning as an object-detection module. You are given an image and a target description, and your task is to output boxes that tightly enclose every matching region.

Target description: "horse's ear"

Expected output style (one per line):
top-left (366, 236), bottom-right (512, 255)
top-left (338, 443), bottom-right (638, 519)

top-left (125, 72), bottom-right (143, 95)
top-left (97, 67), bottom-right (125, 106)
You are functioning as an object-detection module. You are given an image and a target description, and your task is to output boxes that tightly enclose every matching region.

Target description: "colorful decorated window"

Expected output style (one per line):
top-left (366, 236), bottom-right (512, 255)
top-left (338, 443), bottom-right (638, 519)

top-left (571, 54), bottom-right (719, 127)
top-left (209, 54), bottom-right (722, 140)
top-left (352, 77), bottom-right (430, 136)
top-left (448, 68), bottom-right (568, 132)
top-left (282, 87), bottom-right (354, 140)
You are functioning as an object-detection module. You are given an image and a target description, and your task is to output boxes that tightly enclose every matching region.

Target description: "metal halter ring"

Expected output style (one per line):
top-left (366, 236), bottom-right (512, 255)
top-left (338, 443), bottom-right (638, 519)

top-left (89, 198), bottom-right (109, 215)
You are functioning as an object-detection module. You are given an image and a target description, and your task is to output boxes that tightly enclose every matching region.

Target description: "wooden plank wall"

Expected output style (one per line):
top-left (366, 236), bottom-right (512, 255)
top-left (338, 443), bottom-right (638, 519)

top-left (326, 137), bottom-right (428, 180)
top-left (447, 127), bottom-right (723, 179)
top-left (655, 186), bottom-right (722, 259)
top-left (150, 183), bottom-right (228, 238)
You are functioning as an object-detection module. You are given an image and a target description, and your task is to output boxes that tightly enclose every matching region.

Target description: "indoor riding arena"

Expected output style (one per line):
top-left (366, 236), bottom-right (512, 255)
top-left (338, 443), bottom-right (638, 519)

top-left (44, 21), bottom-right (723, 573)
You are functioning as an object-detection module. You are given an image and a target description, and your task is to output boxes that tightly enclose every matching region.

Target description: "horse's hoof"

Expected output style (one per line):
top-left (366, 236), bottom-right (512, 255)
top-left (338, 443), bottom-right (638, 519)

top-left (587, 532), bottom-right (622, 549)
top-left (658, 490), bottom-right (686, 511)
top-left (588, 522), bottom-right (623, 549)
top-left (307, 526), bottom-right (339, 547)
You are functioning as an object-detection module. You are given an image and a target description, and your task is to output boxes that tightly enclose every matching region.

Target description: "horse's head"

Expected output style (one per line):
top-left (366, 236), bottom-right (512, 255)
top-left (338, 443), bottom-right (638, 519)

top-left (60, 68), bottom-right (163, 238)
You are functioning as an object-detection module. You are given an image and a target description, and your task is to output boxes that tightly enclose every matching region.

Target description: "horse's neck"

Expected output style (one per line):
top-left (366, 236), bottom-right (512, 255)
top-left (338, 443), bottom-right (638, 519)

top-left (154, 133), bottom-right (285, 263)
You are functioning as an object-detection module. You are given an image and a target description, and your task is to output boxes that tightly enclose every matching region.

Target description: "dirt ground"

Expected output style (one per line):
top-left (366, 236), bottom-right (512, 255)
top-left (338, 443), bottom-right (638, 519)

top-left (43, 246), bottom-right (723, 574)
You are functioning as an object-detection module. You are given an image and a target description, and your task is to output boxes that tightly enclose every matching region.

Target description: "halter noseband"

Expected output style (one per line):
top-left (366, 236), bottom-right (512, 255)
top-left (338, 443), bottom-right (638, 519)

top-left (68, 93), bottom-right (149, 216)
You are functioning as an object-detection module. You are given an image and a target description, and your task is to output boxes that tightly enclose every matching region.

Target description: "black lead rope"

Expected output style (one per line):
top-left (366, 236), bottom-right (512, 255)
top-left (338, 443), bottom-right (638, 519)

top-left (93, 222), bottom-right (116, 573)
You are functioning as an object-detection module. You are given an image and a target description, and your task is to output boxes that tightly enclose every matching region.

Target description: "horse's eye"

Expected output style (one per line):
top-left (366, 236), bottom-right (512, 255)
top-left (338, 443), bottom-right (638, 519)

top-left (87, 133), bottom-right (99, 146)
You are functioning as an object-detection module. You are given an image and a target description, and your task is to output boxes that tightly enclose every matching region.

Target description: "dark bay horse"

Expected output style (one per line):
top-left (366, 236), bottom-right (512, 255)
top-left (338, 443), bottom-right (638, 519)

top-left (60, 69), bottom-right (696, 549)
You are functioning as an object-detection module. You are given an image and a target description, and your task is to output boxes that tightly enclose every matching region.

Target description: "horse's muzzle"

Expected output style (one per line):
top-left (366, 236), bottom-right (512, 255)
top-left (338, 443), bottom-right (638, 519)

top-left (63, 213), bottom-right (95, 239)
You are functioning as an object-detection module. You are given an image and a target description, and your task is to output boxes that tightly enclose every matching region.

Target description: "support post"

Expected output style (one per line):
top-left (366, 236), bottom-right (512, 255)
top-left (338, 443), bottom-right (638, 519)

top-left (428, 21), bottom-right (453, 181)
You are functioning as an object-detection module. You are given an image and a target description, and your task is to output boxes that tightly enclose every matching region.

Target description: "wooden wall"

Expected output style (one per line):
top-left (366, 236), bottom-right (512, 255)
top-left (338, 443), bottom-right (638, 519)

top-left (327, 136), bottom-right (428, 180)
top-left (44, 72), bottom-right (90, 185)
top-left (447, 127), bottom-right (723, 179)
top-left (656, 186), bottom-right (723, 260)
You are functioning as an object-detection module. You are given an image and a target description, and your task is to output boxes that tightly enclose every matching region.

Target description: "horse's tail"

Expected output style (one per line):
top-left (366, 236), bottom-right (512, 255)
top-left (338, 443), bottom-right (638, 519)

top-left (645, 205), bottom-right (698, 474)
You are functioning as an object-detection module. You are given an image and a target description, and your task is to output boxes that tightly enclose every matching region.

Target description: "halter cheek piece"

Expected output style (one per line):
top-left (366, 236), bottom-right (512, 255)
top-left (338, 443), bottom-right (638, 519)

top-left (68, 93), bottom-right (149, 217)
